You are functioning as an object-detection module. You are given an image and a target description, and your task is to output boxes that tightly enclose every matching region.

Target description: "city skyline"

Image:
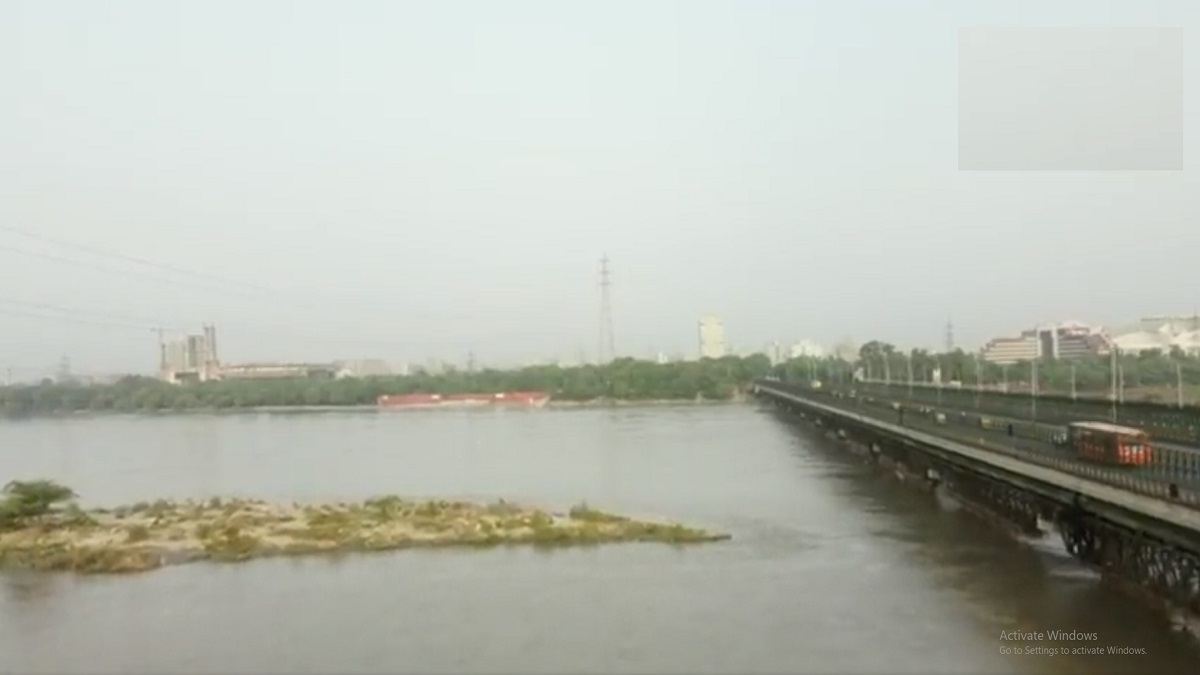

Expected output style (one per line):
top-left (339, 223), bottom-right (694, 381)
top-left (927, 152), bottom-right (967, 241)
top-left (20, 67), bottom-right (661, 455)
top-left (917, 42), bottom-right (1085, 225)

top-left (10, 308), bottom-right (1199, 385)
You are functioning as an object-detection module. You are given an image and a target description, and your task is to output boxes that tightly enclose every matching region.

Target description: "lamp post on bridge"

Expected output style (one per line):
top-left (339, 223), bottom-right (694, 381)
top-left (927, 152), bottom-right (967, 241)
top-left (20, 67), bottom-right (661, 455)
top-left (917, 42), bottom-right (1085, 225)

top-left (1177, 360), bottom-right (1184, 409)
top-left (1118, 352), bottom-right (1125, 405)
top-left (906, 352), bottom-right (914, 400)
top-left (1109, 344), bottom-right (1119, 422)
top-left (974, 356), bottom-right (982, 409)
top-left (1031, 324), bottom-right (1041, 420)
top-left (935, 355), bottom-right (943, 407)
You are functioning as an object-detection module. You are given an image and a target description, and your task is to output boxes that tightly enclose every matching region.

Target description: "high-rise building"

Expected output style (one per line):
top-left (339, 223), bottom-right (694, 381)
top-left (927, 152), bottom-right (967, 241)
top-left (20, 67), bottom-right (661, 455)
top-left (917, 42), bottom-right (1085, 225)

top-left (160, 325), bottom-right (221, 383)
top-left (832, 338), bottom-right (859, 362)
top-left (766, 341), bottom-right (786, 365)
top-left (698, 317), bottom-right (726, 359)
top-left (789, 340), bottom-right (826, 359)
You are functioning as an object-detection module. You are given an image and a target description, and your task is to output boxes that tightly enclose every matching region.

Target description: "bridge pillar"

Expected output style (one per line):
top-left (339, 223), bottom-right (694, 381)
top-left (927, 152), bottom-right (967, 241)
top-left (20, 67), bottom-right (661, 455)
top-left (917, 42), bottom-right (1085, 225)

top-left (1057, 509), bottom-right (1200, 616)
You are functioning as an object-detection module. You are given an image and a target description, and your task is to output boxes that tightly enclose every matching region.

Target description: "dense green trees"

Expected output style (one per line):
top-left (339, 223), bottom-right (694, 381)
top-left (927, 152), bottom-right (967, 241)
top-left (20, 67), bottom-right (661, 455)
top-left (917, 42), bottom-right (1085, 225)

top-left (0, 480), bottom-right (78, 530)
top-left (772, 347), bottom-right (1200, 403)
top-left (8, 344), bottom-right (1198, 417)
top-left (0, 355), bottom-right (773, 417)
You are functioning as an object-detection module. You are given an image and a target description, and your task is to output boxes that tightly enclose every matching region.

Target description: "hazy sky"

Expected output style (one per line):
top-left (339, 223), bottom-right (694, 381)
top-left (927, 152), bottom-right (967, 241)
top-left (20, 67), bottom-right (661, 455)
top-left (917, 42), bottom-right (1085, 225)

top-left (1, 0), bottom-right (1196, 376)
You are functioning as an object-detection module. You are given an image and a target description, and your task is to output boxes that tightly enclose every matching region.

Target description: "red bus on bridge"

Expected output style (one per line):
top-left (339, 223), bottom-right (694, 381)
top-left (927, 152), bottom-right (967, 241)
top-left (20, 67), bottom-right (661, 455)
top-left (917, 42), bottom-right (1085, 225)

top-left (1066, 421), bottom-right (1153, 467)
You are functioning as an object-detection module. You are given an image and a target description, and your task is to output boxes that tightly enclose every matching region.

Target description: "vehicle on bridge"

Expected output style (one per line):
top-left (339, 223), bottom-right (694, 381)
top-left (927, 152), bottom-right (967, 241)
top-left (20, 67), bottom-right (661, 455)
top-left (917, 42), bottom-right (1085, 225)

top-left (1065, 421), bottom-right (1153, 467)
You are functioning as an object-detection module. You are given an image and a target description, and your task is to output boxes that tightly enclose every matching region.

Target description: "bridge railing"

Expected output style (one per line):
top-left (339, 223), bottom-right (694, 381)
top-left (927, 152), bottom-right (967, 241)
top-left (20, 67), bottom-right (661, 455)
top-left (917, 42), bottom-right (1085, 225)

top-left (841, 379), bottom-right (1200, 446)
top-left (796, 379), bottom-right (1200, 461)
top-left (755, 380), bottom-right (1200, 508)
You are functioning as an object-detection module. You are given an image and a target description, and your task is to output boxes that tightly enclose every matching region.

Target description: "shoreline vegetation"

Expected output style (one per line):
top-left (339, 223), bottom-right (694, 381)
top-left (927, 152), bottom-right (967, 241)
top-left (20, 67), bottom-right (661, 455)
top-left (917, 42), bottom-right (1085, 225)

top-left (203, 396), bottom-right (748, 414)
top-left (0, 356), bottom-right (769, 419)
top-left (14, 395), bottom-right (753, 419)
top-left (842, 341), bottom-right (1200, 406)
top-left (7, 341), bottom-right (1200, 418)
top-left (0, 481), bottom-right (731, 575)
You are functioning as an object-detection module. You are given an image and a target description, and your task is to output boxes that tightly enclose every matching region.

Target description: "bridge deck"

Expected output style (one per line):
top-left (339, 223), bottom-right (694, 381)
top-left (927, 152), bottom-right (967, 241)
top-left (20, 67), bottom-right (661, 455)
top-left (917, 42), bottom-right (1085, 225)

top-left (823, 386), bottom-right (1200, 484)
top-left (757, 383), bottom-right (1200, 539)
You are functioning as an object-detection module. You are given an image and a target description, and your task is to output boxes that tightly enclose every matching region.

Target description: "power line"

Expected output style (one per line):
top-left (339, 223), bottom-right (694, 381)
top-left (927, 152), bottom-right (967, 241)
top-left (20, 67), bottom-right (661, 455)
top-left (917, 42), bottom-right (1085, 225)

top-left (0, 241), bottom-right (273, 300)
top-left (0, 225), bottom-right (520, 361)
top-left (0, 239), bottom-right (474, 322)
top-left (0, 224), bottom-right (272, 294)
top-left (0, 306), bottom-right (165, 332)
top-left (0, 296), bottom-right (186, 332)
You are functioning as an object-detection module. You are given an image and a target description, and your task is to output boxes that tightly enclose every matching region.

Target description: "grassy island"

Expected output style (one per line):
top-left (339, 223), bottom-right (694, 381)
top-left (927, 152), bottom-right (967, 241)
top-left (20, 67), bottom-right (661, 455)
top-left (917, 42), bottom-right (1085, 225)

top-left (0, 481), bottom-right (730, 575)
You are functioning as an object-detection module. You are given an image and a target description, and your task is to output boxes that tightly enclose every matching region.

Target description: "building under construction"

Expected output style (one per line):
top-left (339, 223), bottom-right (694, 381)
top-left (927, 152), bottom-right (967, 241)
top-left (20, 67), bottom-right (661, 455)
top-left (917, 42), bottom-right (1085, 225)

top-left (159, 324), bottom-right (221, 383)
top-left (157, 325), bottom-right (342, 383)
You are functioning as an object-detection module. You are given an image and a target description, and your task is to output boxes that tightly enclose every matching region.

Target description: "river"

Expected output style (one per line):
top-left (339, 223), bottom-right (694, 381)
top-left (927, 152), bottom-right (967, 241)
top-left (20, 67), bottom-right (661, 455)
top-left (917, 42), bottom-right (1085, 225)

top-left (0, 403), bottom-right (1197, 674)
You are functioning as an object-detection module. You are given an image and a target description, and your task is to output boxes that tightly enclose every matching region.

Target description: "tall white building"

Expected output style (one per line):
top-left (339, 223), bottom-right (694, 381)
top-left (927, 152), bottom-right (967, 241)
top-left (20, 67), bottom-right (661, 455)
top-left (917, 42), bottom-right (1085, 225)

top-left (789, 340), bottom-right (826, 359)
top-left (765, 341), bottom-right (786, 365)
top-left (698, 316), bottom-right (726, 359)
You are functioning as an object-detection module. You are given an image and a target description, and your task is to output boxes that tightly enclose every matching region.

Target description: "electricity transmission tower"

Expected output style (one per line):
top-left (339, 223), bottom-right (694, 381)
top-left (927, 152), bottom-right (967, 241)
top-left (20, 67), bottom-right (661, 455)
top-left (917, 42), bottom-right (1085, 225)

top-left (598, 255), bottom-right (616, 364)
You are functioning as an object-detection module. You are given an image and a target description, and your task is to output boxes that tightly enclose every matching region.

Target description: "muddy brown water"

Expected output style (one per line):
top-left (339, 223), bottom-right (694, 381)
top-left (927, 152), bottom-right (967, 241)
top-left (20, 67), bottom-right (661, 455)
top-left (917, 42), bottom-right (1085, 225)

top-left (1, 404), bottom-right (1197, 674)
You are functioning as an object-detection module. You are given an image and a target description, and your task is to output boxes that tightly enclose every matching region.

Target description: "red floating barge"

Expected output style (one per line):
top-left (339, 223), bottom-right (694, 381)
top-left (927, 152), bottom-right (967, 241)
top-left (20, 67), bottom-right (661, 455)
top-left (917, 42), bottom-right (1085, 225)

top-left (377, 391), bottom-right (551, 409)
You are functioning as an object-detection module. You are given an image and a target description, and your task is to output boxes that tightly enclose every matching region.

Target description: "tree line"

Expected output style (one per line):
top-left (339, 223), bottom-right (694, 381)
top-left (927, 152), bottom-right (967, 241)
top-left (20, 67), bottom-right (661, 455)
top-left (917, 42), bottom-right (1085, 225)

top-left (9, 338), bottom-right (1198, 417)
top-left (773, 340), bottom-right (1200, 403)
top-left (0, 355), bottom-right (773, 417)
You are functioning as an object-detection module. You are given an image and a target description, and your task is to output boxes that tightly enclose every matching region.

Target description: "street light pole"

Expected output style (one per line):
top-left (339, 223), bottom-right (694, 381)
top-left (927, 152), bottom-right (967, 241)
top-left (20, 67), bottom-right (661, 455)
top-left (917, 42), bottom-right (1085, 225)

top-left (1110, 345), bottom-right (1118, 422)
top-left (974, 357), bottom-right (981, 408)
top-left (1031, 358), bottom-right (1038, 420)
top-left (1118, 352), bottom-right (1125, 404)
top-left (1177, 361), bottom-right (1184, 409)
top-left (936, 356), bottom-right (943, 406)
top-left (907, 353), bottom-right (914, 399)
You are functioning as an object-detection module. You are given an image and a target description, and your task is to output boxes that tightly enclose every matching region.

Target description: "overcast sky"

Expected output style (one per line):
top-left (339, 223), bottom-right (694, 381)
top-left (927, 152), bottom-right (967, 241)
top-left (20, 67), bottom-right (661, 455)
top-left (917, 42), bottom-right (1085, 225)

top-left (1, 0), bottom-right (1196, 376)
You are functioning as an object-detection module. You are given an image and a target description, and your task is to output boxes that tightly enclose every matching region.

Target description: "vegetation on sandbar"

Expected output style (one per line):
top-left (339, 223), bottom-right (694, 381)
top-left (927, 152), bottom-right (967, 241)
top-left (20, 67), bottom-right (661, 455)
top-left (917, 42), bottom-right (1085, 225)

top-left (0, 480), bottom-right (730, 575)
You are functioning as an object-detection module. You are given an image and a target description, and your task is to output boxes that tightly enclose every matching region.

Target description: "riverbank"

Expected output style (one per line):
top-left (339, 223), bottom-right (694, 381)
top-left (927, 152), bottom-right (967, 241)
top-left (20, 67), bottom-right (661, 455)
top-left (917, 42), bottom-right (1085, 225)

top-left (251, 395), bottom-right (749, 412)
top-left (0, 496), bottom-right (730, 575)
top-left (2, 396), bottom-right (752, 420)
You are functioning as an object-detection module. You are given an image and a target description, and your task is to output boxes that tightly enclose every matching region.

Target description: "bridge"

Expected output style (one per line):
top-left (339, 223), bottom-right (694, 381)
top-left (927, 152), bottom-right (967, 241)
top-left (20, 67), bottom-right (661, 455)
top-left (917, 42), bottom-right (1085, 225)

top-left (752, 378), bottom-right (1200, 620)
